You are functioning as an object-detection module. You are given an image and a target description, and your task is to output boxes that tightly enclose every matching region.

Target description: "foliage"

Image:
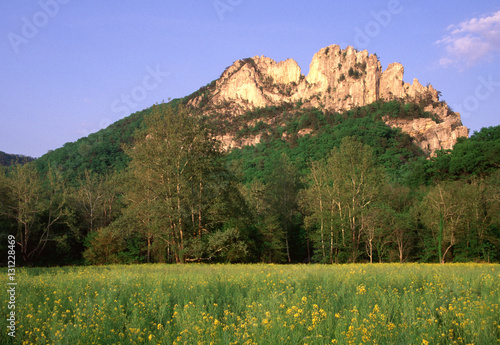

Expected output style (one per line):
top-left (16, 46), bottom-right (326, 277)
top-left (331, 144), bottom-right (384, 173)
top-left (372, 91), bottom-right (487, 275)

top-left (301, 137), bottom-right (385, 263)
top-left (417, 178), bottom-right (500, 263)
top-left (34, 98), bottom-right (183, 186)
top-left (2, 95), bottom-right (499, 265)
top-left (83, 104), bottom-right (250, 264)
top-left (0, 163), bottom-right (71, 265)
top-left (407, 125), bottom-right (500, 185)
top-left (32, 98), bottom-right (431, 187)
top-left (68, 169), bottom-right (122, 235)
top-left (227, 115), bottom-right (423, 185)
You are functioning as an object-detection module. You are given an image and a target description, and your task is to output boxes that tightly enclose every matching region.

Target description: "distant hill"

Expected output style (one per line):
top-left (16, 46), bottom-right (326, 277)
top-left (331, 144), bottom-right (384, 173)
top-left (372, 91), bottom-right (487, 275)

top-left (0, 151), bottom-right (35, 166)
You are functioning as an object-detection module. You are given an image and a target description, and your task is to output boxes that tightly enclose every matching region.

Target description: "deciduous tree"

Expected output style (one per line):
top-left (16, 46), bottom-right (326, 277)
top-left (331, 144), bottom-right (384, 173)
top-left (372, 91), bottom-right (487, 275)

top-left (0, 163), bottom-right (68, 264)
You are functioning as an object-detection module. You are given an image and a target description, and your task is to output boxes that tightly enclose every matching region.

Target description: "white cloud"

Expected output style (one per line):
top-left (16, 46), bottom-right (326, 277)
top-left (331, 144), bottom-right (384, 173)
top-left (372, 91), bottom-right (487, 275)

top-left (436, 10), bottom-right (500, 68)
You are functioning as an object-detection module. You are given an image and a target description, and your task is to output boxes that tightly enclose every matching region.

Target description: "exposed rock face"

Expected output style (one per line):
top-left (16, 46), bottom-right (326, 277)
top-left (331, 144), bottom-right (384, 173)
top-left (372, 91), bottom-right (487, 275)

top-left (188, 44), bottom-right (468, 154)
top-left (384, 104), bottom-right (469, 154)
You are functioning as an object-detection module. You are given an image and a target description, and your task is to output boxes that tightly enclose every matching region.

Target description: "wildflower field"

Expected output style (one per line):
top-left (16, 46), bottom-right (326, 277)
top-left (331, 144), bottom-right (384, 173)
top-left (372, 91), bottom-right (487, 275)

top-left (2, 264), bottom-right (499, 345)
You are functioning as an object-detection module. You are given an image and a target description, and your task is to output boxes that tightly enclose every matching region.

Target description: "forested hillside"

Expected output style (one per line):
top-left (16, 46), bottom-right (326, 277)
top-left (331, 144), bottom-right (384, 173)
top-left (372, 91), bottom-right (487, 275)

top-left (33, 98), bottom-right (434, 186)
top-left (1, 97), bottom-right (498, 266)
top-left (34, 99), bottom-right (184, 184)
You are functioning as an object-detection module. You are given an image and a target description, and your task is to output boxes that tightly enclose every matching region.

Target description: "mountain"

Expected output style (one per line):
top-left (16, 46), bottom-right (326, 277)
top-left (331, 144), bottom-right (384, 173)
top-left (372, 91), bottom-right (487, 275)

top-left (0, 151), bottom-right (35, 166)
top-left (35, 45), bottom-right (470, 184)
top-left (187, 45), bottom-right (468, 155)
top-left (6, 45), bottom-right (499, 266)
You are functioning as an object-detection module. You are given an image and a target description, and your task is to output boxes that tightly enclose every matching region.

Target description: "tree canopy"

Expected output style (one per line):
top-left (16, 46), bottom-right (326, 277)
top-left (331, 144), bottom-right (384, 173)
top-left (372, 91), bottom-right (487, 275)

top-left (1, 99), bottom-right (499, 265)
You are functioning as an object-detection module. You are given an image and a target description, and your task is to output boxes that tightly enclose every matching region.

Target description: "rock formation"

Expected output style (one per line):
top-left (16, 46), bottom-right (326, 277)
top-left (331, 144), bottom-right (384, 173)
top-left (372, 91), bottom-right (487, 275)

top-left (188, 44), bottom-right (468, 154)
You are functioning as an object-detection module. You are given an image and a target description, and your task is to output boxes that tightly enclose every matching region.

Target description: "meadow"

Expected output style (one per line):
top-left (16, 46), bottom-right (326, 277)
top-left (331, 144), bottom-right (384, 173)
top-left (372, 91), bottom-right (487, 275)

top-left (2, 264), bottom-right (499, 345)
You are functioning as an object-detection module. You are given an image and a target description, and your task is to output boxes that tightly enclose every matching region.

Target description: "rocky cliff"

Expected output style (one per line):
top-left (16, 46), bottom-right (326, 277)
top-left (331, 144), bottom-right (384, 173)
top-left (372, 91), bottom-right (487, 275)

top-left (188, 45), bottom-right (468, 154)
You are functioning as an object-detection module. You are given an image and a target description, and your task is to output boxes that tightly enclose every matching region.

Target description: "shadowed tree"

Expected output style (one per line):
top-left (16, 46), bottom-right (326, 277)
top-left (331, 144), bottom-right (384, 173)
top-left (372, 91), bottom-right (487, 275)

top-left (266, 153), bottom-right (301, 262)
top-left (419, 181), bottom-right (467, 263)
top-left (0, 163), bottom-right (68, 265)
top-left (123, 104), bottom-right (208, 262)
top-left (120, 103), bottom-right (246, 263)
top-left (71, 169), bottom-right (120, 234)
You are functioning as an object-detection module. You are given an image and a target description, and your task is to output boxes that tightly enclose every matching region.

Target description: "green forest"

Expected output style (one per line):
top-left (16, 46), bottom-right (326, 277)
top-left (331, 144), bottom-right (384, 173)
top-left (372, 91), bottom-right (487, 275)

top-left (1, 99), bottom-right (499, 266)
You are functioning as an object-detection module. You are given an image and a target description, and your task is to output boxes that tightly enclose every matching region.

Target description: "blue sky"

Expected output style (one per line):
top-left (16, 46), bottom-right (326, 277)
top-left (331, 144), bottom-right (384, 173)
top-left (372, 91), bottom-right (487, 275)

top-left (1, 1), bottom-right (499, 157)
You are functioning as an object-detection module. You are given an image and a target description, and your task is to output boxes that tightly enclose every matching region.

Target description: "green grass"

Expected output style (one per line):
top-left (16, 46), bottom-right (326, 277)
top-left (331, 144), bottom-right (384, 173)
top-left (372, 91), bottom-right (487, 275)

top-left (3, 264), bottom-right (500, 344)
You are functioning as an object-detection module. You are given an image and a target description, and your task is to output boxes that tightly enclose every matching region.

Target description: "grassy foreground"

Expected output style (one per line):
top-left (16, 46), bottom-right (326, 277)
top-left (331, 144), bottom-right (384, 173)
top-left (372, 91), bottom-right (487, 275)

top-left (2, 264), bottom-right (499, 344)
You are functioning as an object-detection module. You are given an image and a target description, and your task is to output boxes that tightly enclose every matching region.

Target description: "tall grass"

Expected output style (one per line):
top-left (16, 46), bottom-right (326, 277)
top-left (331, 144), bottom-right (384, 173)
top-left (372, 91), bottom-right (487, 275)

top-left (2, 264), bottom-right (499, 344)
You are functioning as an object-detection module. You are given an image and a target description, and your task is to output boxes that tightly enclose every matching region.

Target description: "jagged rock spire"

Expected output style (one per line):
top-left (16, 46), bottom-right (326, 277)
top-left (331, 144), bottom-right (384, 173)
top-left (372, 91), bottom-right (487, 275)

top-left (188, 45), bottom-right (468, 154)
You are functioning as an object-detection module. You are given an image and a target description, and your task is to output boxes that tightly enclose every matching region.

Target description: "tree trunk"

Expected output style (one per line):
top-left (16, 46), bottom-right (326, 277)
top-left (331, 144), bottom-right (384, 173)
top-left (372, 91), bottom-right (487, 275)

top-left (147, 234), bottom-right (151, 263)
top-left (438, 211), bottom-right (444, 264)
top-left (285, 236), bottom-right (291, 263)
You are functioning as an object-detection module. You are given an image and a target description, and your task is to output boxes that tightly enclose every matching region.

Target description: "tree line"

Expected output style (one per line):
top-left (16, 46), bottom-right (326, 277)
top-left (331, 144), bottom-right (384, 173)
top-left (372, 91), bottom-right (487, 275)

top-left (1, 104), bottom-right (499, 265)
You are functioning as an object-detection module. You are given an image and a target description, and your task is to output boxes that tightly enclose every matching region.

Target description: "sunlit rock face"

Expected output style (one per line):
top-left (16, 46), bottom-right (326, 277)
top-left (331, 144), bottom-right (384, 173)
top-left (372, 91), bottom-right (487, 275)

top-left (188, 45), bottom-right (468, 154)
